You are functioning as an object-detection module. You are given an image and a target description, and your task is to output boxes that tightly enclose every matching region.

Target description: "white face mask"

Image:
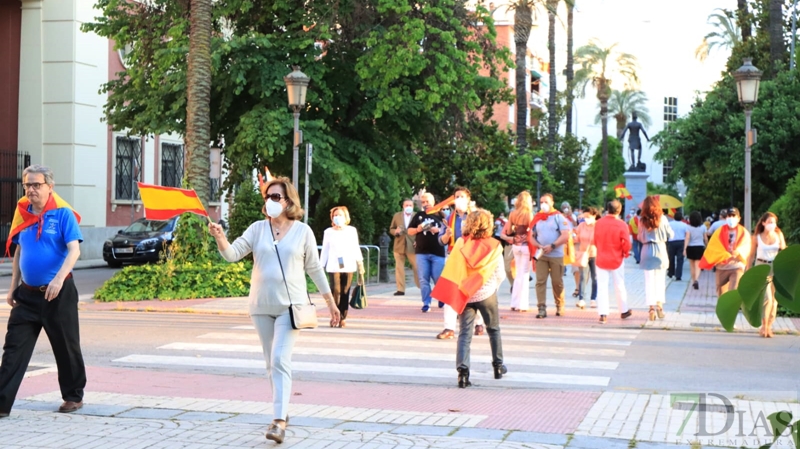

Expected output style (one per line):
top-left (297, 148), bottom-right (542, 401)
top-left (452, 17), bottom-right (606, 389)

top-left (765, 223), bottom-right (777, 232)
top-left (563, 208), bottom-right (570, 214)
top-left (540, 203), bottom-right (551, 213)
top-left (333, 216), bottom-right (345, 227)
top-left (404, 206), bottom-right (413, 215)
top-left (584, 217), bottom-right (595, 225)
top-left (265, 199), bottom-right (284, 219)
top-left (726, 217), bottom-right (739, 228)
top-left (454, 197), bottom-right (468, 212)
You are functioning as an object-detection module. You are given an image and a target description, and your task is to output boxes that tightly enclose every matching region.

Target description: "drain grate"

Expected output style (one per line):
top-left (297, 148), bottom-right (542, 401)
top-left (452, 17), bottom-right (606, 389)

top-left (673, 401), bottom-right (734, 414)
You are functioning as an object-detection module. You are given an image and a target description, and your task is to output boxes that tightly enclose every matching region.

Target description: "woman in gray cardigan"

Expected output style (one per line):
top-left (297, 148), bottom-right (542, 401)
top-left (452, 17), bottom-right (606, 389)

top-left (209, 176), bottom-right (338, 444)
top-left (637, 196), bottom-right (674, 321)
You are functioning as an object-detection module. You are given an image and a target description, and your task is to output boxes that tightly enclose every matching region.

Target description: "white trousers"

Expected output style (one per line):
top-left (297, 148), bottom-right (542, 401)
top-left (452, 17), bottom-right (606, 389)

top-left (510, 245), bottom-right (531, 311)
top-left (444, 303), bottom-right (483, 331)
top-left (644, 268), bottom-right (667, 306)
top-left (596, 265), bottom-right (629, 316)
top-left (251, 311), bottom-right (299, 421)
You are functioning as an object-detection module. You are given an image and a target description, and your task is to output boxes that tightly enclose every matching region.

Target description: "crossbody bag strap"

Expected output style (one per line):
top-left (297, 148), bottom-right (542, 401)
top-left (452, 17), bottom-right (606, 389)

top-left (270, 220), bottom-right (294, 306)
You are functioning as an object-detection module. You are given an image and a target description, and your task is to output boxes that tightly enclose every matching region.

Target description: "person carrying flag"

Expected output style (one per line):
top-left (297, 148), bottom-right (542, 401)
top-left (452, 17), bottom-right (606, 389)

top-left (699, 207), bottom-right (752, 298)
top-left (531, 193), bottom-right (571, 318)
top-left (0, 165), bottom-right (85, 418)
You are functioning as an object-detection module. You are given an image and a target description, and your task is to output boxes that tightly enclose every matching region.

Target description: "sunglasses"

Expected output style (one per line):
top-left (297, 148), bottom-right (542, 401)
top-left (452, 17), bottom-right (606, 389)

top-left (265, 193), bottom-right (285, 202)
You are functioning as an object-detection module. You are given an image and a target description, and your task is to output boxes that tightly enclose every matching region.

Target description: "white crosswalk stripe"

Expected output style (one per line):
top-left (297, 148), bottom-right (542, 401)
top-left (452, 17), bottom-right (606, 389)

top-left (113, 319), bottom-right (640, 389)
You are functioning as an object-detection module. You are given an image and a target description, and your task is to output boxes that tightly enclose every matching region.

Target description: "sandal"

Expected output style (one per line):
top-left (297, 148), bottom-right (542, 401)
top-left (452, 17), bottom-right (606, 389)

top-left (656, 305), bottom-right (665, 319)
top-left (572, 289), bottom-right (579, 298)
top-left (648, 306), bottom-right (656, 321)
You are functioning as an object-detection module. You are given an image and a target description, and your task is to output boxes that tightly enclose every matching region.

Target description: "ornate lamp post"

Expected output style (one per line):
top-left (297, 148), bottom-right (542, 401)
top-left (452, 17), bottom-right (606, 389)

top-left (578, 171), bottom-right (586, 210)
top-left (284, 66), bottom-right (310, 187)
top-left (732, 58), bottom-right (762, 231)
top-left (534, 157), bottom-right (543, 211)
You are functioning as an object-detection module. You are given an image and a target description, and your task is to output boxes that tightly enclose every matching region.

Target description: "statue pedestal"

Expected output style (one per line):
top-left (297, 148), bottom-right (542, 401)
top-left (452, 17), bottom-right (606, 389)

top-left (624, 171), bottom-right (650, 216)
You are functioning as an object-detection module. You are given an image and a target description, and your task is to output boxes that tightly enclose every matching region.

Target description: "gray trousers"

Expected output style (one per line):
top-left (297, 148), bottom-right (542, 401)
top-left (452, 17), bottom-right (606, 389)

top-left (251, 311), bottom-right (299, 421)
top-left (456, 293), bottom-right (503, 370)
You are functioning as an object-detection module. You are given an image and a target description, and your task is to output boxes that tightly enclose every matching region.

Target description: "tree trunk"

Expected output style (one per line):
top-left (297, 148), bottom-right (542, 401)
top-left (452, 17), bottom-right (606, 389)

top-left (514, 3), bottom-right (532, 154)
top-left (546, 0), bottom-right (557, 170)
top-left (185, 0), bottom-right (213, 209)
top-left (615, 113), bottom-right (626, 139)
top-left (565, 3), bottom-right (574, 136)
top-left (737, 0), bottom-right (751, 43)
top-left (768, 0), bottom-right (784, 66)
top-left (601, 99), bottom-right (609, 183)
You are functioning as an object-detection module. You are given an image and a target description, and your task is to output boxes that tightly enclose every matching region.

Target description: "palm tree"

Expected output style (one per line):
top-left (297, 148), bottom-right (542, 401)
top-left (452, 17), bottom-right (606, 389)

top-left (574, 39), bottom-right (640, 183)
top-left (546, 0), bottom-right (558, 163)
top-left (694, 9), bottom-right (741, 62)
top-left (768, 0), bottom-right (784, 66)
top-left (594, 90), bottom-right (651, 139)
top-left (565, 1), bottom-right (575, 136)
top-left (737, 0), bottom-right (751, 43)
top-left (184, 0), bottom-right (213, 208)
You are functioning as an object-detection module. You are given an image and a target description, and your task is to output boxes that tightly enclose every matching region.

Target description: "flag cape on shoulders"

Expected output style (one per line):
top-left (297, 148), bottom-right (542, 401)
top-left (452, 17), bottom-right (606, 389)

top-left (527, 210), bottom-right (560, 255)
top-left (6, 192), bottom-right (81, 256)
top-left (431, 237), bottom-right (502, 314)
top-left (137, 183), bottom-right (208, 220)
top-left (699, 224), bottom-right (748, 270)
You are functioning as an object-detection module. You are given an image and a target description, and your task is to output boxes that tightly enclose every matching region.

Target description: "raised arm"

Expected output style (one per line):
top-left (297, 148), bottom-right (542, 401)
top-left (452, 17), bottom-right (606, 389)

top-left (210, 221), bottom-right (254, 262)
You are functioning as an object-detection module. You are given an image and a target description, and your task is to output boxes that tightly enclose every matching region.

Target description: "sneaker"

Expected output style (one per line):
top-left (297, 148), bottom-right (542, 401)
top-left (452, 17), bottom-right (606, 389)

top-left (599, 315), bottom-right (607, 324)
top-left (393, 291), bottom-right (405, 296)
top-left (438, 301), bottom-right (445, 308)
top-left (621, 310), bottom-right (633, 319)
top-left (536, 309), bottom-right (547, 319)
top-left (577, 300), bottom-right (586, 309)
top-left (436, 329), bottom-right (455, 339)
top-left (556, 308), bottom-right (564, 317)
top-left (590, 300), bottom-right (597, 308)
top-left (421, 305), bottom-right (430, 313)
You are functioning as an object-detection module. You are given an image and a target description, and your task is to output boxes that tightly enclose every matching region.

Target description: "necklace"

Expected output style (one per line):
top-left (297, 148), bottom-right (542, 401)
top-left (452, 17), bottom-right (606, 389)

top-left (273, 220), bottom-right (291, 236)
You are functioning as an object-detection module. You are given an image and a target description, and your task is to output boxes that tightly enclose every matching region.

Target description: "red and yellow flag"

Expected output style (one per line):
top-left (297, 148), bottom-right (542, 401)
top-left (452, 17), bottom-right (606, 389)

top-left (614, 184), bottom-right (633, 200)
top-left (425, 195), bottom-right (455, 215)
top-left (699, 225), bottom-right (750, 270)
top-left (6, 192), bottom-right (81, 255)
top-left (137, 183), bottom-right (208, 220)
top-left (431, 237), bottom-right (502, 314)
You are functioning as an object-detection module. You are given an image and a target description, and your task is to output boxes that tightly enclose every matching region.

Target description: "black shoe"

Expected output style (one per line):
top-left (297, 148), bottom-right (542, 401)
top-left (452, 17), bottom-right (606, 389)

top-left (693, 281), bottom-right (699, 290)
top-left (0, 411), bottom-right (8, 418)
top-left (438, 301), bottom-right (445, 308)
top-left (493, 364), bottom-right (508, 379)
top-left (393, 291), bottom-right (405, 296)
top-left (621, 310), bottom-right (633, 319)
top-left (457, 367), bottom-right (472, 388)
top-left (536, 309), bottom-right (547, 319)
top-left (556, 308), bottom-right (564, 317)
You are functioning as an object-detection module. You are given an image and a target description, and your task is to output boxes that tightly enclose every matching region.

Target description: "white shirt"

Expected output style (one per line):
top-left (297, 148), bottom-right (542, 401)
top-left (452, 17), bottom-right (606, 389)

top-left (668, 220), bottom-right (689, 241)
top-left (319, 225), bottom-right (364, 273)
top-left (403, 213), bottom-right (412, 230)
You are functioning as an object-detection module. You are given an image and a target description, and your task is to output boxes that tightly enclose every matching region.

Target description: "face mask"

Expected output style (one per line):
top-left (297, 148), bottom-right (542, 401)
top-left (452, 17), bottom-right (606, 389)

top-left (540, 203), bottom-right (551, 213)
top-left (442, 209), bottom-right (451, 219)
top-left (404, 206), bottom-right (413, 215)
top-left (563, 208), bottom-right (570, 214)
top-left (765, 223), bottom-right (777, 232)
top-left (726, 217), bottom-right (739, 228)
top-left (333, 216), bottom-right (345, 227)
top-left (584, 217), bottom-right (595, 225)
top-left (266, 199), bottom-right (284, 219)
top-left (454, 197), bottom-right (468, 212)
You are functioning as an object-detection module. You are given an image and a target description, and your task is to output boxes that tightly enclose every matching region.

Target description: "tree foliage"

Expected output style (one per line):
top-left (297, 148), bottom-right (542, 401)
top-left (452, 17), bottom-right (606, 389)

top-left (83, 0), bottom-right (514, 245)
top-left (584, 136), bottom-right (625, 207)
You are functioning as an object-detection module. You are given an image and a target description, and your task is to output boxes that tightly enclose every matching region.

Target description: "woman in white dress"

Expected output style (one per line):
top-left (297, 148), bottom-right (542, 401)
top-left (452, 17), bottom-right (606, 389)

top-left (747, 212), bottom-right (786, 338)
top-left (319, 206), bottom-right (365, 328)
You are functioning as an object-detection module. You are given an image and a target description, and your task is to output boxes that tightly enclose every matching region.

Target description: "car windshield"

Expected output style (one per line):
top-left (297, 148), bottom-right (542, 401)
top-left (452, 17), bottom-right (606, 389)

top-left (124, 219), bottom-right (174, 233)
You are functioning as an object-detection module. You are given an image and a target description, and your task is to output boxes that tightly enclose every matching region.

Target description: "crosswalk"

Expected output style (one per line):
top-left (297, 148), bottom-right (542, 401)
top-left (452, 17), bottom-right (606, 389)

top-left (113, 319), bottom-right (640, 389)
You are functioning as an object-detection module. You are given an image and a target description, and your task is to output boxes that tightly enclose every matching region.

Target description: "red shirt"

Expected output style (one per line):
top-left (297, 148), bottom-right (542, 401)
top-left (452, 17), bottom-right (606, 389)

top-left (594, 215), bottom-right (632, 270)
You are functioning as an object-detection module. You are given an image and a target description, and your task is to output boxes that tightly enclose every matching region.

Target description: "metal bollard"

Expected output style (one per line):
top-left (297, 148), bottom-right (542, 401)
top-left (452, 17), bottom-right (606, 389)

top-left (378, 231), bottom-right (390, 283)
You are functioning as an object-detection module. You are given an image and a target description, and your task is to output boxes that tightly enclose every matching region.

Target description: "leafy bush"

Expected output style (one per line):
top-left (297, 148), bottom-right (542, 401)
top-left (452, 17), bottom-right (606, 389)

top-left (769, 169), bottom-right (800, 245)
top-left (95, 260), bottom-right (252, 301)
top-left (227, 180), bottom-right (265, 243)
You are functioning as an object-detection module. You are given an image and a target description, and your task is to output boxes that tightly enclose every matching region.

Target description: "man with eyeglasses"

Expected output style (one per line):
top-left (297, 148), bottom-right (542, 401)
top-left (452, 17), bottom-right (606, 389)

top-left (0, 165), bottom-right (85, 418)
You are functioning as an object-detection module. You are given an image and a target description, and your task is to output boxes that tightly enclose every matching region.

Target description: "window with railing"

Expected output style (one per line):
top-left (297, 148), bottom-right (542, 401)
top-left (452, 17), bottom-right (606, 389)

top-left (662, 97), bottom-right (678, 180)
top-left (115, 136), bottom-right (142, 200)
top-left (161, 143), bottom-right (184, 188)
top-left (209, 177), bottom-right (220, 203)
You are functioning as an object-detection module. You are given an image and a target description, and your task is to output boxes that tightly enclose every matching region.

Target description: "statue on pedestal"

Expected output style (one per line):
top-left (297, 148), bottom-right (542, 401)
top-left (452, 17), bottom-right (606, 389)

top-left (619, 112), bottom-right (650, 171)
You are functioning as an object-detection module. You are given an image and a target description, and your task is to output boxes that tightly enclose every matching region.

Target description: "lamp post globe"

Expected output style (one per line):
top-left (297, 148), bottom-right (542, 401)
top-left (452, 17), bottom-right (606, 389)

top-left (533, 157), bottom-right (543, 210)
top-left (732, 58), bottom-right (762, 231)
top-left (578, 171), bottom-right (586, 210)
top-left (284, 66), bottom-right (311, 187)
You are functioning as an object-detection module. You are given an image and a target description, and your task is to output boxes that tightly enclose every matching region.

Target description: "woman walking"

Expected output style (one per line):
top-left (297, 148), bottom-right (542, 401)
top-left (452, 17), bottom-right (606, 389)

top-left (501, 192), bottom-right (534, 312)
top-left (319, 206), bottom-right (365, 328)
top-left (683, 211), bottom-right (708, 290)
top-left (574, 207), bottom-right (600, 309)
top-left (208, 176), bottom-right (339, 444)
top-left (747, 212), bottom-right (786, 338)
top-left (638, 196), bottom-right (674, 321)
top-left (448, 209), bottom-right (507, 388)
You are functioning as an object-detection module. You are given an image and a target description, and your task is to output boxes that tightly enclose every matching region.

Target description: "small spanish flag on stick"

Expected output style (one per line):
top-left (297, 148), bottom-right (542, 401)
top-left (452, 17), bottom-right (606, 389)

top-left (137, 183), bottom-right (208, 221)
top-left (614, 184), bottom-right (633, 200)
top-left (425, 195), bottom-right (455, 215)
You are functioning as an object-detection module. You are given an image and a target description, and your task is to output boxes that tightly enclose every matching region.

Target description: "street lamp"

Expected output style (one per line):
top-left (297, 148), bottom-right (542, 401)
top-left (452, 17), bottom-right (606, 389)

top-left (732, 57), bottom-right (762, 231)
top-left (284, 66), bottom-right (310, 188)
top-left (578, 171), bottom-right (586, 210)
top-left (534, 157), bottom-right (543, 210)
top-left (601, 181), bottom-right (608, 204)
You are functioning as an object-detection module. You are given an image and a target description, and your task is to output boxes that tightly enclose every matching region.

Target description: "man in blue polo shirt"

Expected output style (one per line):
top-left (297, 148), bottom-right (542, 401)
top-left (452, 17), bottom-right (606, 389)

top-left (0, 164), bottom-right (85, 418)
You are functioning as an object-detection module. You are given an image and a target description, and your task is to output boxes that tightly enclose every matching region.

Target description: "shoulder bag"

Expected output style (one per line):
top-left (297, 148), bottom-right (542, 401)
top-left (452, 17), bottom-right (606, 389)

top-left (271, 221), bottom-right (318, 330)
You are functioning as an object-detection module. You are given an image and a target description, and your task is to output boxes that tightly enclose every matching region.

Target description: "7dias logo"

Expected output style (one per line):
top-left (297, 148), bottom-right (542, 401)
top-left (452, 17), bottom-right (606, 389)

top-left (670, 393), bottom-right (799, 447)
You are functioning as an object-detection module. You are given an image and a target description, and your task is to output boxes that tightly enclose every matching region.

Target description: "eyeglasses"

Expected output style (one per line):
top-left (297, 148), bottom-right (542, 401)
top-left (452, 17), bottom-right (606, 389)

top-left (23, 182), bottom-right (46, 190)
top-left (265, 193), bottom-right (284, 202)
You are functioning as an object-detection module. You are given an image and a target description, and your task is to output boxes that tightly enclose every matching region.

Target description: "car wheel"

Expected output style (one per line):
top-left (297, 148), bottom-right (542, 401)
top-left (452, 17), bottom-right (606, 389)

top-left (107, 261), bottom-right (122, 268)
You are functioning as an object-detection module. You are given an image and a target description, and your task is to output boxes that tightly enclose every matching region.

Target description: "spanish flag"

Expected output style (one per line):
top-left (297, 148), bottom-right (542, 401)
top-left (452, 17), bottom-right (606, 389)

top-left (699, 225), bottom-right (751, 270)
top-left (431, 237), bottom-right (502, 313)
top-left (137, 183), bottom-right (208, 220)
top-left (6, 192), bottom-right (81, 256)
top-left (614, 184), bottom-right (633, 200)
top-left (426, 195), bottom-right (455, 215)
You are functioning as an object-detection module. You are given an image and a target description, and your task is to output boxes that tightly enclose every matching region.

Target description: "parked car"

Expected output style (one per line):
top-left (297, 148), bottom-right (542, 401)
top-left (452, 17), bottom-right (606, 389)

top-left (103, 217), bottom-right (179, 268)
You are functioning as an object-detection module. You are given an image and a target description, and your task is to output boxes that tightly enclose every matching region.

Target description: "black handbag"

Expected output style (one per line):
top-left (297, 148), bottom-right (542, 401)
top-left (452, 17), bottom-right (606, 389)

top-left (349, 283), bottom-right (368, 309)
top-left (271, 221), bottom-right (318, 330)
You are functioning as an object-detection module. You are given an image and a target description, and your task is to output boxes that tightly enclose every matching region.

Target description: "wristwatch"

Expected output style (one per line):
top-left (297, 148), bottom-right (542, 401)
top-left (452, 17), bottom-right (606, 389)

top-left (550, 243), bottom-right (556, 250)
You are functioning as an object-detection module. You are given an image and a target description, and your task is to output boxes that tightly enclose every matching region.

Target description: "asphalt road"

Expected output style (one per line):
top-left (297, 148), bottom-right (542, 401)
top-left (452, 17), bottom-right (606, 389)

top-left (0, 267), bottom-right (120, 301)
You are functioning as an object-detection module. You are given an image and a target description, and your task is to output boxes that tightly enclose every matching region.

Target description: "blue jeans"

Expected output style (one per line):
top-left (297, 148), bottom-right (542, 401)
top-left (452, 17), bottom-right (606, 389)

top-left (632, 239), bottom-right (642, 263)
top-left (579, 257), bottom-right (597, 300)
top-left (416, 253), bottom-right (445, 307)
